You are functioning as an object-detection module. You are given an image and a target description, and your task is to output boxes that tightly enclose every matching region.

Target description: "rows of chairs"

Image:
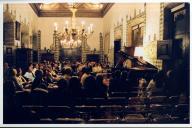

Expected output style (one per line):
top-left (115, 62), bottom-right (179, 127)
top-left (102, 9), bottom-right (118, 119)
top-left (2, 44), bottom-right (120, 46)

top-left (15, 94), bottom-right (189, 124)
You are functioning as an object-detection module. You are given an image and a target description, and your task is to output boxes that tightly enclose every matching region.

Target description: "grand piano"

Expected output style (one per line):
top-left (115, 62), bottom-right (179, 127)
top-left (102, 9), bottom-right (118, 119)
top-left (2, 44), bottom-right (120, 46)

top-left (114, 51), bottom-right (158, 82)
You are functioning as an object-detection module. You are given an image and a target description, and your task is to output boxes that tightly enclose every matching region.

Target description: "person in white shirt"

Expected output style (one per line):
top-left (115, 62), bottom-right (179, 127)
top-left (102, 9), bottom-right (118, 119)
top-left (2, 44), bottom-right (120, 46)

top-left (24, 64), bottom-right (35, 82)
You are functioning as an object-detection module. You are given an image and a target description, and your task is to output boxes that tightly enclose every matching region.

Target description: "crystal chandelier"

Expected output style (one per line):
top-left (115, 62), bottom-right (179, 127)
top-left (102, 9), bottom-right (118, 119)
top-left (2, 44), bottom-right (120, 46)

top-left (54, 4), bottom-right (94, 48)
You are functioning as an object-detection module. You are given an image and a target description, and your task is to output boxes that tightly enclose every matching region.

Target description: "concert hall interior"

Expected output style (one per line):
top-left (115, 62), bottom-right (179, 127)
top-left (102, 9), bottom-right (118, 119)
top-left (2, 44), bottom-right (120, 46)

top-left (3, 2), bottom-right (190, 124)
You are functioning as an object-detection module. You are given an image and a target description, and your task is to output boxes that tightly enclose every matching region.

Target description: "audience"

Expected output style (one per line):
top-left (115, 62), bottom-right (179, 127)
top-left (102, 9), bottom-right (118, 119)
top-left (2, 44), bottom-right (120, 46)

top-left (4, 60), bottom-right (189, 98)
top-left (3, 60), bottom-right (189, 123)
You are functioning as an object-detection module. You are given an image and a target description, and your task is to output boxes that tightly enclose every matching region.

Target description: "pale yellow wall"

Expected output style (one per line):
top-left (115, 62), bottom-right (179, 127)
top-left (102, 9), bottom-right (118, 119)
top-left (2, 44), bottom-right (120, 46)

top-left (144, 3), bottom-right (160, 45)
top-left (4, 4), bottom-right (103, 50)
top-left (37, 17), bottom-right (103, 50)
top-left (4, 3), bottom-right (163, 68)
top-left (103, 3), bottom-right (145, 65)
top-left (143, 3), bottom-right (162, 69)
top-left (4, 4), bottom-right (38, 34)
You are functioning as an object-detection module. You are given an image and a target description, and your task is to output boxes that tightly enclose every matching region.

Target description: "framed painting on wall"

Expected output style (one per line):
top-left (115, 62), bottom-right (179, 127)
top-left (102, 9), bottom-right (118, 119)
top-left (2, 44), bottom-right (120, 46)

top-left (131, 23), bottom-right (144, 46)
top-left (15, 21), bottom-right (20, 40)
top-left (157, 40), bottom-right (172, 60)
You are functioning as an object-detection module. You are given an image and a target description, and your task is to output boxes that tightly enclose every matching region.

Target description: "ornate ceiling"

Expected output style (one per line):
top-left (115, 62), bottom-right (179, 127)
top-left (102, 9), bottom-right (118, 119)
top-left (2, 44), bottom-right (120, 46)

top-left (30, 3), bottom-right (114, 17)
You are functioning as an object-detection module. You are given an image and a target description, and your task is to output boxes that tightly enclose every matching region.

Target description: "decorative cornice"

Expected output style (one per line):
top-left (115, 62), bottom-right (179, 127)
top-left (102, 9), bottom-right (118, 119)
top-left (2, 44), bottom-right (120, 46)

top-left (38, 10), bottom-right (102, 17)
top-left (29, 3), bottom-right (39, 16)
top-left (29, 3), bottom-right (114, 18)
top-left (102, 3), bottom-right (114, 17)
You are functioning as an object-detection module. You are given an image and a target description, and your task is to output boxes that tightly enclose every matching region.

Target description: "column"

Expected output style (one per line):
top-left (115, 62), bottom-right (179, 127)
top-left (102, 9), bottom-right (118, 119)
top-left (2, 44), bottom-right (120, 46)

top-left (159, 3), bottom-right (165, 40)
top-left (99, 33), bottom-right (104, 63)
top-left (37, 30), bottom-right (41, 62)
top-left (81, 36), bottom-right (87, 63)
top-left (53, 30), bottom-right (60, 61)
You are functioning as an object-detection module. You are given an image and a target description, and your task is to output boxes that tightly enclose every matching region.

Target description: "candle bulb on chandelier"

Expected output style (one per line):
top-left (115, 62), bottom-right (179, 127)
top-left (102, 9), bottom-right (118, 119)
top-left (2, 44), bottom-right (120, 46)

top-left (54, 22), bottom-right (58, 31)
top-left (65, 21), bottom-right (69, 29)
top-left (90, 24), bottom-right (93, 32)
top-left (78, 29), bottom-right (80, 35)
top-left (81, 21), bottom-right (85, 29)
top-left (87, 26), bottom-right (90, 34)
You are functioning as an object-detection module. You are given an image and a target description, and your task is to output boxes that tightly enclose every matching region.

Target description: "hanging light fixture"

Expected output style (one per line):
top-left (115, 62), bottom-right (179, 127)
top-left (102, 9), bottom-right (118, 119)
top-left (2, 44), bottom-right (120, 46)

top-left (54, 3), bottom-right (94, 48)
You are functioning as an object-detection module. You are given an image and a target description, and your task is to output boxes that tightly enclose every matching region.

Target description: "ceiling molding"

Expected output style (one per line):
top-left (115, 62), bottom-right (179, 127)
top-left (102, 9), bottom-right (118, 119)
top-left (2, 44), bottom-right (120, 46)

top-left (102, 3), bottom-right (114, 17)
top-left (29, 3), bottom-right (114, 18)
top-left (39, 11), bottom-right (102, 17)
top-left (29, 3), bottom-right (39, 16)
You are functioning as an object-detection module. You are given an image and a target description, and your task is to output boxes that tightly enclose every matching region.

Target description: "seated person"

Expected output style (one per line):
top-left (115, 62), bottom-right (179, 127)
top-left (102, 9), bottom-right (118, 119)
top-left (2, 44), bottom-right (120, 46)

top-left (5, 68), bottom-right (29, 92)
top-left (32, 70), bottom-right (48, 91)
top-left (32, 63), bottom-right (39, 75)
top-left (95, 75), bottom-right (108, 97)
top-left (81, 67), bottom-right (91, 86)
top-left (24, 64), bottom-right (35, 82)
top-left (146, 70), bottom-right (166, 97)
top-left (62, 68), bottom-right (72, 82)
top-left (92, 63), bottom-right (103, 73)
top-left (83, 75), bottom-right (97, 97)
top-left (68, 76), bottom-right (82, 98)
top-left (16, 68), bottom-right (28, 86)
top-left (119, 71), bottom-right (130, 91)
top-left (109, 70), bottom-right (121, 92)
top-left (43, 68), bottom-right (60, 83)
top-left (43, 68), bottom-right (54, 83)
top-left (137, 78), bottom-right (148, 98)
top-left (57, 78), bottom-right (69, 95)
top-left (48, 66), bottom-right (61, 81)
top-left (49, 78), bottom-right (69, 104)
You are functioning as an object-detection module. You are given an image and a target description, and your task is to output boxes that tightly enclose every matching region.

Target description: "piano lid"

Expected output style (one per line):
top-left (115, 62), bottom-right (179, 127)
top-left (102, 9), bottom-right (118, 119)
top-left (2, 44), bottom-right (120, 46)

top-left (115, 51), bottom-right (158, 70)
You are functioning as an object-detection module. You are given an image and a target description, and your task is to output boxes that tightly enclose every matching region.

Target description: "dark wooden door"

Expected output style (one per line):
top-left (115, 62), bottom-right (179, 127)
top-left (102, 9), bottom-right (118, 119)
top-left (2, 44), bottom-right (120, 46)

top-left (114, 39), bottom-right (121, 66)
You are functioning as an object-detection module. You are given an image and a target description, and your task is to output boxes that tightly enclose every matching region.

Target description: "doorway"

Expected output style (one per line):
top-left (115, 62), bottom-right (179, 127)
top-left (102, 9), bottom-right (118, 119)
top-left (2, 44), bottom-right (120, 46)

top-left (114, 39), bottom-right (121, 66)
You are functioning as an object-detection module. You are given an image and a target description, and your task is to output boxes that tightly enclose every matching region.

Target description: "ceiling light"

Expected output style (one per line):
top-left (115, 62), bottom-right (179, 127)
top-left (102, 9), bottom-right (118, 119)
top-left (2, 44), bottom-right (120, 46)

top-left (53, 5), bottom-right (94, 49)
